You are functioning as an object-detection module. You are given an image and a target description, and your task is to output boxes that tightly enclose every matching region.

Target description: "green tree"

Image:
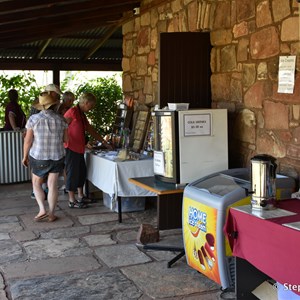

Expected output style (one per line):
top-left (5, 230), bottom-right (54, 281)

top-left (75, 76), bottom-right (122, 136)
top-left (0, 73), bottom-right (40, 127)
top-left (0, 73), bottom-right (122, 131)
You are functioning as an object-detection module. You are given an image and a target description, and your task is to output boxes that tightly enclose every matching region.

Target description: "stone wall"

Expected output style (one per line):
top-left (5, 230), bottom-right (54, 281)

top-left (122, 0), bottom-right (300, 182)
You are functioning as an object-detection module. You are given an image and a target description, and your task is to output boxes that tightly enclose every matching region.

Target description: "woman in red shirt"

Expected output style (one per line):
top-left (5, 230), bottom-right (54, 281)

top-left (64, 92), bottom-right (112, 208)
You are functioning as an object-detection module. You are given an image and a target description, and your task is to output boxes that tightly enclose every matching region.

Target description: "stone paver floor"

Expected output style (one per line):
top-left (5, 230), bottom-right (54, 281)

top-left (0, 182), bottom-right (236, 300)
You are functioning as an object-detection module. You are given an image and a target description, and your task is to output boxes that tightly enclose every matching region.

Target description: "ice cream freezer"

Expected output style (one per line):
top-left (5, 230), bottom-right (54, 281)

top-left (182, 168), bottom-right (295, 290)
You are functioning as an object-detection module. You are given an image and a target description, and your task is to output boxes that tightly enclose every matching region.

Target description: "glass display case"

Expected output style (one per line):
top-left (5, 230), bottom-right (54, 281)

top-left (129, 109), bottom-right (151, 152)
top-left (143, 114), bottom-right (154, 156)
top-left (110, 103), bottom-right (133, 148)
top-left (152, 109), bottom-right (228, 185)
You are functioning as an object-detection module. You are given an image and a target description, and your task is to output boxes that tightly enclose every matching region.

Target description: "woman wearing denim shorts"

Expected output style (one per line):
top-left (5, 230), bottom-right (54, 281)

top-left (22, 93), bottom-right (68, 222)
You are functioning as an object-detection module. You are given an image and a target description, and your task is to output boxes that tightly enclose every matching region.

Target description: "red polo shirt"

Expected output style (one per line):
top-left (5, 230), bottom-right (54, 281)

top-left (64, 105), bottom-right (88, 154)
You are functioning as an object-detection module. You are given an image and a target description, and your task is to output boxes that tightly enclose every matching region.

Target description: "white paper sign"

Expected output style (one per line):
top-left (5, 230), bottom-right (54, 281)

top-left (278, 56), bottom-right (296, 94)
top-left (283, 221), bottom-right (300, 231)
top-left (184, 114), bottom-right (211, 136)
top-left (153, 150), bottom-right (165, 175)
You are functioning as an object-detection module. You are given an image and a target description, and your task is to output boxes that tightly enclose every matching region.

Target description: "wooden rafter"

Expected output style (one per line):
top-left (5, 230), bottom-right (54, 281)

top-left (0, 0), bottom-right (146, 70)
top-left (83, 25), bottom-right (121, 61)
top-left (35, 39), bottom-right (52, 59)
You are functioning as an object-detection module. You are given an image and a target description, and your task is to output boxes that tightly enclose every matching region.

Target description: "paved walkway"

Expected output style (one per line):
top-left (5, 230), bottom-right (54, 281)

top-left (0, 182), bottom-right (235, 300)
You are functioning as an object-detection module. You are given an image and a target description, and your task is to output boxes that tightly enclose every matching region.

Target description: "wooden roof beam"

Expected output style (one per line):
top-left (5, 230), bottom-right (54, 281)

top-left (0, 15), bottom-right (124, 48)
top-left (83, 25), bottom-right (120, 60)
top-left (0, 3), bottom-right (136, 33)
top-left (0, 0), bottom-right (140, 15)
top-left (0, 5), bottom-right (138, 38)
top-left (35, 39), bottom-right (52, 59)
top-left (0, 58), bottom-right (122, 71)
top-left (0, 1), bottom-right (141, 25)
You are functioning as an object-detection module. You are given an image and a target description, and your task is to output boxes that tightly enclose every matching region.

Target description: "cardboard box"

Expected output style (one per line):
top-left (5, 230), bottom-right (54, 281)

top-left (103, 192), bottom-right (145, 213)
top-left (252, 281), bottom-right (277, 300)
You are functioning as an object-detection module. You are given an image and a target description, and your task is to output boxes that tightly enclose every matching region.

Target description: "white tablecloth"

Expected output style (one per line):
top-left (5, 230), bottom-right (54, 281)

top-left (85, 151), bottom-right (155, 198)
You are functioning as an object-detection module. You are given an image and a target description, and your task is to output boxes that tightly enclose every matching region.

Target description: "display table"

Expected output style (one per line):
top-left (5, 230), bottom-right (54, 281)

top-left (85, 151), bottom-right (155, 222)
top-left (128, 176), bottom-right (184, 230)
top-left (225, 199), bottom-right (300, 298)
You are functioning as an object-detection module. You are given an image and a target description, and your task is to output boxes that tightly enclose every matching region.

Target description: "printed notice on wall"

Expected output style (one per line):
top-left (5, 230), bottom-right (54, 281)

top-left (184, 114), bottom-right (211, 136)
top-left (153, 151), bottom-right (165, 175)
top-left (278, 56), bottom-right (296, 94)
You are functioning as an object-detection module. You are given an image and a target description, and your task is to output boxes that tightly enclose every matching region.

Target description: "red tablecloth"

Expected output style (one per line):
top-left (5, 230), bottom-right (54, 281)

top-left (224, 199), bottom-right (300, 295)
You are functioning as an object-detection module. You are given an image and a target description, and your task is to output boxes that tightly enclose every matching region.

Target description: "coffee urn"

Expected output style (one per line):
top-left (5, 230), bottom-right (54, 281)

top-left (250, 154), bottom-right (277, 210)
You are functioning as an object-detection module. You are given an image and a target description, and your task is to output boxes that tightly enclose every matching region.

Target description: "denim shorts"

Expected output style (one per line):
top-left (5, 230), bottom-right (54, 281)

top-left (29, 156), bottom-right (65, 178)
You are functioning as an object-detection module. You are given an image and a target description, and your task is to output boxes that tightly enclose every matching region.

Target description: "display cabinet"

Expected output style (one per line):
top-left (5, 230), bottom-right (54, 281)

top-left (129, 109), bottom-right (151, 153)
top-left (110, 103), bottom-right (133, 148)
top-left (142, 113), bottom-right (154, 156)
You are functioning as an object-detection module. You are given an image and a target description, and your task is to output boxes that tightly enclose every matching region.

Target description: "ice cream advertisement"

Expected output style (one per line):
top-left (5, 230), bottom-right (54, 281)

top-left (182, 196), bottom-right (221, 284)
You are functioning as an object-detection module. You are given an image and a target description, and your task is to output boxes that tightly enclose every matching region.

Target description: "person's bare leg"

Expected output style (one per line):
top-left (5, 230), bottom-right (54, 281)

top-left (47, 172), bottom-right (59, 219)
top-left (77, 187), bottom-right (84, 199)
top-left (32, 174), bottom-right (46, 218)
top-left (59, 169), bottom-right (67, 191)
top-left (63, 169), bottom-right (67, 186)
top-left (68, 190), bottom-right (76, 203)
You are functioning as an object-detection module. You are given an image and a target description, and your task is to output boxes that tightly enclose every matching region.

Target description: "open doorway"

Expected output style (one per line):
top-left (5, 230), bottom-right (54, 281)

top-left (159, 32), bottom-right (212, 109)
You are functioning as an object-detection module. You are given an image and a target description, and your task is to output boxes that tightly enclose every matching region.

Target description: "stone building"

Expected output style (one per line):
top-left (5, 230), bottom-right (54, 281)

top-left (122, 0), bottom-right (300, 183)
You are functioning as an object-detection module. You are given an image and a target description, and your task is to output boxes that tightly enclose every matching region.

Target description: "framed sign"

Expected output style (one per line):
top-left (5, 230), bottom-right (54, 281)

top-left (184, 113), bottom-right (211, 136)
top-left (130, 110), bottom-right (150, 152)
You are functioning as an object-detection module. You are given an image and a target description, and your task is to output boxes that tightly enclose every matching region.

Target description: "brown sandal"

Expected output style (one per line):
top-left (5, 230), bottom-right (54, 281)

top-left (34, 213), bottom-right (48, 222)
top-left (48, 215), bottom-right (58, 222)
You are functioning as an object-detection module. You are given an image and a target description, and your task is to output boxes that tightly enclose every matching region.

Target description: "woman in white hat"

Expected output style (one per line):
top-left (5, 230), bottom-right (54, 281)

top-left (22, 94), bottom-right (68, 222)
top-left (42, 83), bottom-right (62, 100)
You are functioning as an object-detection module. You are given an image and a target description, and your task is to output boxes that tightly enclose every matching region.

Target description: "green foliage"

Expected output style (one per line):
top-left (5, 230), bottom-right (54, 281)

top-left (0, 72), bottom-right (122, 132)
top-left (0, 73), bottom-right (40, 127)
top-left (75, 76), bottom-right (122, 136)
top-left (60, 71), bottom-right (79, 92)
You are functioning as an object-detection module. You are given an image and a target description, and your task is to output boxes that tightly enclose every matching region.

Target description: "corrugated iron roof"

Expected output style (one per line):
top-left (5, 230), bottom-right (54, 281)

top-left (0, 0), bottom-right (142, 71)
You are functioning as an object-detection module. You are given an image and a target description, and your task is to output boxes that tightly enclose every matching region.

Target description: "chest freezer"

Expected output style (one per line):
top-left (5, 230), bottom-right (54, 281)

top-left (182, 168), bottom-right (295, 289)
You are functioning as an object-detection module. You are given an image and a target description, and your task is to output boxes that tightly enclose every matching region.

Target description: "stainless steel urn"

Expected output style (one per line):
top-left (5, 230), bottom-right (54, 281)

top-left (250, 154), bottom-right (277, 210)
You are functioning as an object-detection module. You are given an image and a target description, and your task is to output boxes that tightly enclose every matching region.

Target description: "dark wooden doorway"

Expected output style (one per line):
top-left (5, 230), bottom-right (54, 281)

top-left (159, 32), bottom-right (212, 109)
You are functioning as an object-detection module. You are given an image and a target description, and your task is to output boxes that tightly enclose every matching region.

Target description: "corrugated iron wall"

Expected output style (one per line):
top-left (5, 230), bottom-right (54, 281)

top-left (0, 131), bottom-right (31, 184)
